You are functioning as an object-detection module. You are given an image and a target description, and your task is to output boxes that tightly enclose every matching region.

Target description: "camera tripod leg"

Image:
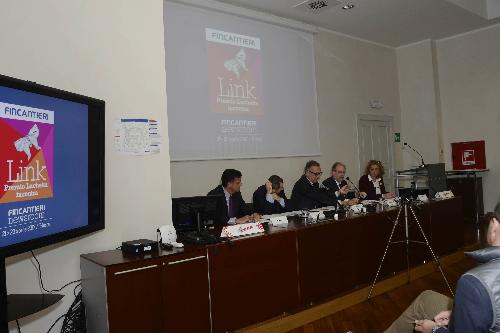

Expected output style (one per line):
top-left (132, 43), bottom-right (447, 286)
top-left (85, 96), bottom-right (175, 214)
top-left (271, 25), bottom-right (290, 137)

top-left (367, 206), bottom-right (402, 299)
top-left (404, 204), bottom-right (411, 284)
top-left (408, 205), bottom-right (455, 297)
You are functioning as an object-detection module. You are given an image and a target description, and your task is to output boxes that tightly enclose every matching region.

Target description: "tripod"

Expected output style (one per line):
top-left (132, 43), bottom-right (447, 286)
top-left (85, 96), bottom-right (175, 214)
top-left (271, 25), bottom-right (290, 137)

top-left (367, 199), bottom-right (454, 299)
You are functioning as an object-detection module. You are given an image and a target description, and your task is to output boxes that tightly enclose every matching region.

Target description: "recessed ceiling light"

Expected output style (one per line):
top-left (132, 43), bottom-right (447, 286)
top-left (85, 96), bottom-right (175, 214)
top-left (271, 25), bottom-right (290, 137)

top-left (342, 4), bottom-right (355, 9)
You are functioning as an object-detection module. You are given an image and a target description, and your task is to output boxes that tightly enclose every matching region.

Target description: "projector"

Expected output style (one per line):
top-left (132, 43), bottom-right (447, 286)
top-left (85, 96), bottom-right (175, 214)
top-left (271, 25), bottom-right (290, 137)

top-left (121, 239), bottom-right (157, 255)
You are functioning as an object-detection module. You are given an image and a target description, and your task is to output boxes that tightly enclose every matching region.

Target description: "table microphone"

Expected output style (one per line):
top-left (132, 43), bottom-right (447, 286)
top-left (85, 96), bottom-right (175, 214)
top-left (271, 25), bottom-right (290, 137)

top-left (345, 177), bottom-right (363, 199)
top-left (403, 142), bottom-right (425, 168)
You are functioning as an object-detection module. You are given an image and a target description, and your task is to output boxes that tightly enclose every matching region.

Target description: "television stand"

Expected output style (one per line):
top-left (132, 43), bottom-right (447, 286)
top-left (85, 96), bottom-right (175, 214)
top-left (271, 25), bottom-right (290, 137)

top-left (0, 257), bottom-right (63, 331)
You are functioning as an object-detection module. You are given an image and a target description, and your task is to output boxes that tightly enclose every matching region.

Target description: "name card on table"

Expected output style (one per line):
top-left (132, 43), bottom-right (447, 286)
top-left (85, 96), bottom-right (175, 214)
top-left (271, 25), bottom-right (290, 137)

top-left (383, 198), bottom-right (398, 208)
top-left (270, 215), bottom-right (288, 226)
top-left (221, 222), bottom-right (265, 238)
top-left (417, 194), bottom-right (429, 202)
top-left (435, 190), bottom-right (454, 200)
top-left (350, 204), bottom-right (365, 214)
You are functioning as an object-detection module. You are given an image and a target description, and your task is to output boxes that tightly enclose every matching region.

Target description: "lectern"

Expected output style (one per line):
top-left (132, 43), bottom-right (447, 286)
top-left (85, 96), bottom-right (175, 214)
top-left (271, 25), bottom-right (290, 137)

top-left (395, 163), bottom-right (447, 198)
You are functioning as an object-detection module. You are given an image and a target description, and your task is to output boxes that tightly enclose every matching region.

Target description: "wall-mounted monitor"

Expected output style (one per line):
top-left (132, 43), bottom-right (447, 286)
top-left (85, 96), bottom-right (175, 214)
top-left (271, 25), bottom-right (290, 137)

top-left (0, 74), bottom-right (105, 258)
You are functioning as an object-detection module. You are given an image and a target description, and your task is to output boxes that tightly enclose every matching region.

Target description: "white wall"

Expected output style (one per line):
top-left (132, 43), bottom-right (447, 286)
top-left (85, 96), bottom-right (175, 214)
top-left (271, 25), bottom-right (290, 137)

top-left (436, 25), bottom-right (500, 211)
top-left (397, 40), bottom-right (442, 169)
top-left (170, 30), bottom-right (403, 201)
top-left (0, 0), bottom-right (170, 332)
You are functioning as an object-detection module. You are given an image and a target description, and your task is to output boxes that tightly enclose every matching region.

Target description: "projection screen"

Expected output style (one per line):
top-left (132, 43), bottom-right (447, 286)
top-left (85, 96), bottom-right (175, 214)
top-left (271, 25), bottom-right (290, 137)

top-left (164, 1), bottom-right (320, 161)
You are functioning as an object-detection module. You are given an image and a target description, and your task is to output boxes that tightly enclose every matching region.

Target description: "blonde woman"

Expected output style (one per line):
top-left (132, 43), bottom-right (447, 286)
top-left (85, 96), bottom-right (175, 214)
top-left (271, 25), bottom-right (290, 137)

top-left (358, 160), bottom-right (394, 200)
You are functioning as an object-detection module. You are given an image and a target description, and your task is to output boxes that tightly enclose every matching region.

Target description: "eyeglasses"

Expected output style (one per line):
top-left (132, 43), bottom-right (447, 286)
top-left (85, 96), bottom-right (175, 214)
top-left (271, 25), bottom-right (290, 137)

top-left (308, 170), bottom-right (323, 176)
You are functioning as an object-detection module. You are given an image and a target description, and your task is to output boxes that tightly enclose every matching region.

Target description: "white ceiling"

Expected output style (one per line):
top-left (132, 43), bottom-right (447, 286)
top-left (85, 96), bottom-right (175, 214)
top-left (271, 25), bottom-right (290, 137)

top-left (215, 0), bottom-right (500, 47)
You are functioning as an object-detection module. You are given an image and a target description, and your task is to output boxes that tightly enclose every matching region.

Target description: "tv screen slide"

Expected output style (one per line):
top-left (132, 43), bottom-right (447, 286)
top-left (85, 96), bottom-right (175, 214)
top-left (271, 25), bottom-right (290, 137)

top-left (0, 75), bottom-right (104, 257)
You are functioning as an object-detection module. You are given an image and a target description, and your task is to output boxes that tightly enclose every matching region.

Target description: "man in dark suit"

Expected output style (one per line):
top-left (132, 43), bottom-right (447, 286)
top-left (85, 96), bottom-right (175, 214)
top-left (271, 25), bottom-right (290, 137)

top-left (322, 162), bottom-right (360, 206)
top-left (291, 160), bottom-right (337, 210)
top-left (253, 175), bottom-right (291, 215)
top-left (207, 169), bottom-right (259, 225)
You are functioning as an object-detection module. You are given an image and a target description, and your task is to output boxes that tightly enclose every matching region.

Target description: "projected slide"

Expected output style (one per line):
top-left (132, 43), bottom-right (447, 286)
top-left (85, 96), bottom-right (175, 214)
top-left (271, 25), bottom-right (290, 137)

top-left (0, 87), bottom-right (89, 247)
top-left (165, 2), bottom-right (320, 160)
top-left (206, 28), bottom-right (264, 148)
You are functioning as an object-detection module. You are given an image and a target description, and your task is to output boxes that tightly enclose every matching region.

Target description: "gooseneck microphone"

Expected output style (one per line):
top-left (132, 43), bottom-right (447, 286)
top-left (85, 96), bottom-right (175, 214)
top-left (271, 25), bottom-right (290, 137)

top-left (403, 142), bottom-right (425, 168)
top-left (345, 177), bottom-right (363, 199)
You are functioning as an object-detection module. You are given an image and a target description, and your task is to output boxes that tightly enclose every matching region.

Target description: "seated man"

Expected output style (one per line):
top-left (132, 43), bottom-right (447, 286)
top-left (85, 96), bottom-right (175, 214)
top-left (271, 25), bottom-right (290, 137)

top-left (384, 203), bottom-right (500, 333)
top-left (208, 169), bottom-right (260, 225)
top-left (291, 160), bottom-right (336, 210)
top-left (322, 162), bottom-right (360, 206)
top-left (253, 175), bottom-right (291, 215)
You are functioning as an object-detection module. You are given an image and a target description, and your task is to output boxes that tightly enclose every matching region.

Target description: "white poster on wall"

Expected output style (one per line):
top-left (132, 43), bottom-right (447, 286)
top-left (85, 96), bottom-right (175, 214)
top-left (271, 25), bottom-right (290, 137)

top-left (114, 118), bottom-right (161, 155)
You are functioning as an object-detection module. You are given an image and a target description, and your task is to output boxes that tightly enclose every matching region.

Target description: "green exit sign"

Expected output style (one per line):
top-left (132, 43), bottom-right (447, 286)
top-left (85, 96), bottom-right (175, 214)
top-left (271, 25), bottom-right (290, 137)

top-left (394, 133), bottom-right (401, 143)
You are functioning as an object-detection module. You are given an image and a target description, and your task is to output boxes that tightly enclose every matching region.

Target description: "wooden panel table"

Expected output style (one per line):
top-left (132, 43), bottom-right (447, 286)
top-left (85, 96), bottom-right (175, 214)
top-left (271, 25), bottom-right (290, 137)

top-left (208, 228), bottom-right (299, 333)
top-left (81, 198), bottom-right (464, 333)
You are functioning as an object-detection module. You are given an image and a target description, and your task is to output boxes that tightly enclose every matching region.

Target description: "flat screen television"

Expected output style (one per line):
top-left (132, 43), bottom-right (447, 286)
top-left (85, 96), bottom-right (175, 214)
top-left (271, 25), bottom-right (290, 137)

top-left (0, 74), bottom-right (105, 258)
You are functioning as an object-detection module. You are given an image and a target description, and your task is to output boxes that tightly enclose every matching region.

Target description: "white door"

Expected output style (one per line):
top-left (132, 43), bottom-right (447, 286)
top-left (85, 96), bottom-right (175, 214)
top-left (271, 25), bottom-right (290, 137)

top-left (357, 115), bottom-right (395, 192)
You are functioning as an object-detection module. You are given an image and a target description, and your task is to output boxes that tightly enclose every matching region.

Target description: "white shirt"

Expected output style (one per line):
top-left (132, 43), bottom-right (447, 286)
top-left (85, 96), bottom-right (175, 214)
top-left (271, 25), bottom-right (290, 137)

top-left (265, 193), bottom-right (286, 207)
top-left (368, 174), bottom-right (382, 195)
top-left (335, 179), bottom-right (342, 197)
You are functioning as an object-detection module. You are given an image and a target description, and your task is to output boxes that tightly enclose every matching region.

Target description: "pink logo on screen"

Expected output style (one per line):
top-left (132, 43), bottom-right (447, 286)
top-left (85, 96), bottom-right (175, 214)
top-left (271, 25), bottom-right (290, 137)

top-left (206, 28), bottom-right (263, 116)
top-left (224, 48), bottom-right (248, 79)
top-left (0, 106), bottom-right (54, 203)
top-left (14, 124), bottom-right (41, 160)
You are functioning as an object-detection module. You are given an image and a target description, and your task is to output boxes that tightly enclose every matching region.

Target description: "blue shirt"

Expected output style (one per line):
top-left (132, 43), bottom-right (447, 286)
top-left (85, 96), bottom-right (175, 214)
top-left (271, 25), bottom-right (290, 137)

top-left (436, 274), bottom-right (492, 333)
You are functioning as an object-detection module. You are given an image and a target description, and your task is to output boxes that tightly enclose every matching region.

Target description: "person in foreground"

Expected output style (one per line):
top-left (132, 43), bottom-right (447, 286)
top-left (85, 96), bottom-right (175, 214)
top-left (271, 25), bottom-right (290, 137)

top-left (322, 162), bottom-right (361, 206)
top-left (208, 169), bottom-right (260, 224)
top-left (358, 160), bottom-right (395, 200)
top-left (253, 175), bottom-right (291, 215)
top-left (384, 202), bottom-right (500, 333)
top-left (291, 160), bottom-right (336, 210)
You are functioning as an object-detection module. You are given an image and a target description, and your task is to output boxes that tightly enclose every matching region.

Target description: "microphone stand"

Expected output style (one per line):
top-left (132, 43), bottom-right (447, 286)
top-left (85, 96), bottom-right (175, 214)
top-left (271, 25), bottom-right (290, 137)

top-left (403, 142), bottom-right (425, 168)
top-left (345, 177), bottom-right (362, 199)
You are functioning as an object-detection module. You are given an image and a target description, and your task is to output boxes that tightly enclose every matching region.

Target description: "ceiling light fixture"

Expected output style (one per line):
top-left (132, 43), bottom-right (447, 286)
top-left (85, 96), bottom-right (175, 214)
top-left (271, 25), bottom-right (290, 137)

top-left (342, 4), bottom-right (355, 9)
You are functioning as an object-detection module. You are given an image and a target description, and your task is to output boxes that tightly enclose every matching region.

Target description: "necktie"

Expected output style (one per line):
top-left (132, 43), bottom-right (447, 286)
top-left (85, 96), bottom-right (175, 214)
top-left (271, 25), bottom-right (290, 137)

top-left (228, 195), bottom-right (236, 218)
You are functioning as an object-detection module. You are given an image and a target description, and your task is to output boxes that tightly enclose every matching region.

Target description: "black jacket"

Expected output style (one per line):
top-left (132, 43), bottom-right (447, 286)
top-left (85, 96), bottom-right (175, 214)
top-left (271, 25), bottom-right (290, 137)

top-left (358, 174), bottom-right (387, 200)
top-left (252, 184), bottom-right (290, 215)
top-left (207, 185), bottom-right (251, 224)
top-left (291, 175), bottom-right (336, 210)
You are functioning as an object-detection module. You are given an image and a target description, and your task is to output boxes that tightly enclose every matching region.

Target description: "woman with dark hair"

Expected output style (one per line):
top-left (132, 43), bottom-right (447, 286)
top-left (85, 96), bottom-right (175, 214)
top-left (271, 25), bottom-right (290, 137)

top-left (358, 160), bottom-right (395, 200)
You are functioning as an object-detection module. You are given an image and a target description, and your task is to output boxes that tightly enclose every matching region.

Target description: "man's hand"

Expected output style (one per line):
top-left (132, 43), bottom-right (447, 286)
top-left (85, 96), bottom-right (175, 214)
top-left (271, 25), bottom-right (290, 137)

top-left (434, 310), bottom-right (451, 327)
top-left (347, 198), bottom-right (359, 206)
top-left (271, 192), bottom-right (282, 202)
top-left (359, 192), bottom-right (367, 199)
top-left (265, 181), bottom-right (273, 194)
top-left (415, 319), bottom-right (437, 333)
top-left (235, 216), bottom-right (250, 224)
top-left (252, 213), bottom-right (261, 221)
top-left (339, 185), bottom-right (349, 195)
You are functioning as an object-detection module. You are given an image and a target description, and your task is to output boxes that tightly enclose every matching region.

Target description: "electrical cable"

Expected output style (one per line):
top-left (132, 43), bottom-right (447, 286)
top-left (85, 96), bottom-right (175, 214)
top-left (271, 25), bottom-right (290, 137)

top-left (30, 251), bottom-right (81, 293)
top-left (45, 285), bottom-right (86, 333)
top-left (29, 251), bottom-right (86, 333)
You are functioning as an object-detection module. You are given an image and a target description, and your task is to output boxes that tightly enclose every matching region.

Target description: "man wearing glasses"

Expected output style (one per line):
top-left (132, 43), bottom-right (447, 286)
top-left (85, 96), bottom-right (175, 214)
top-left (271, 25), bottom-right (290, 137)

top-left (291, 160), bottom-right (336, 210)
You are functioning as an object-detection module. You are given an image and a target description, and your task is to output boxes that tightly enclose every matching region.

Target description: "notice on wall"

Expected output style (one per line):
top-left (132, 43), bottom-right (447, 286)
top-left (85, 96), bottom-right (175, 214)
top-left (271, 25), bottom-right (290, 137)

top-left (114, 119), bottom-right (161, 155)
